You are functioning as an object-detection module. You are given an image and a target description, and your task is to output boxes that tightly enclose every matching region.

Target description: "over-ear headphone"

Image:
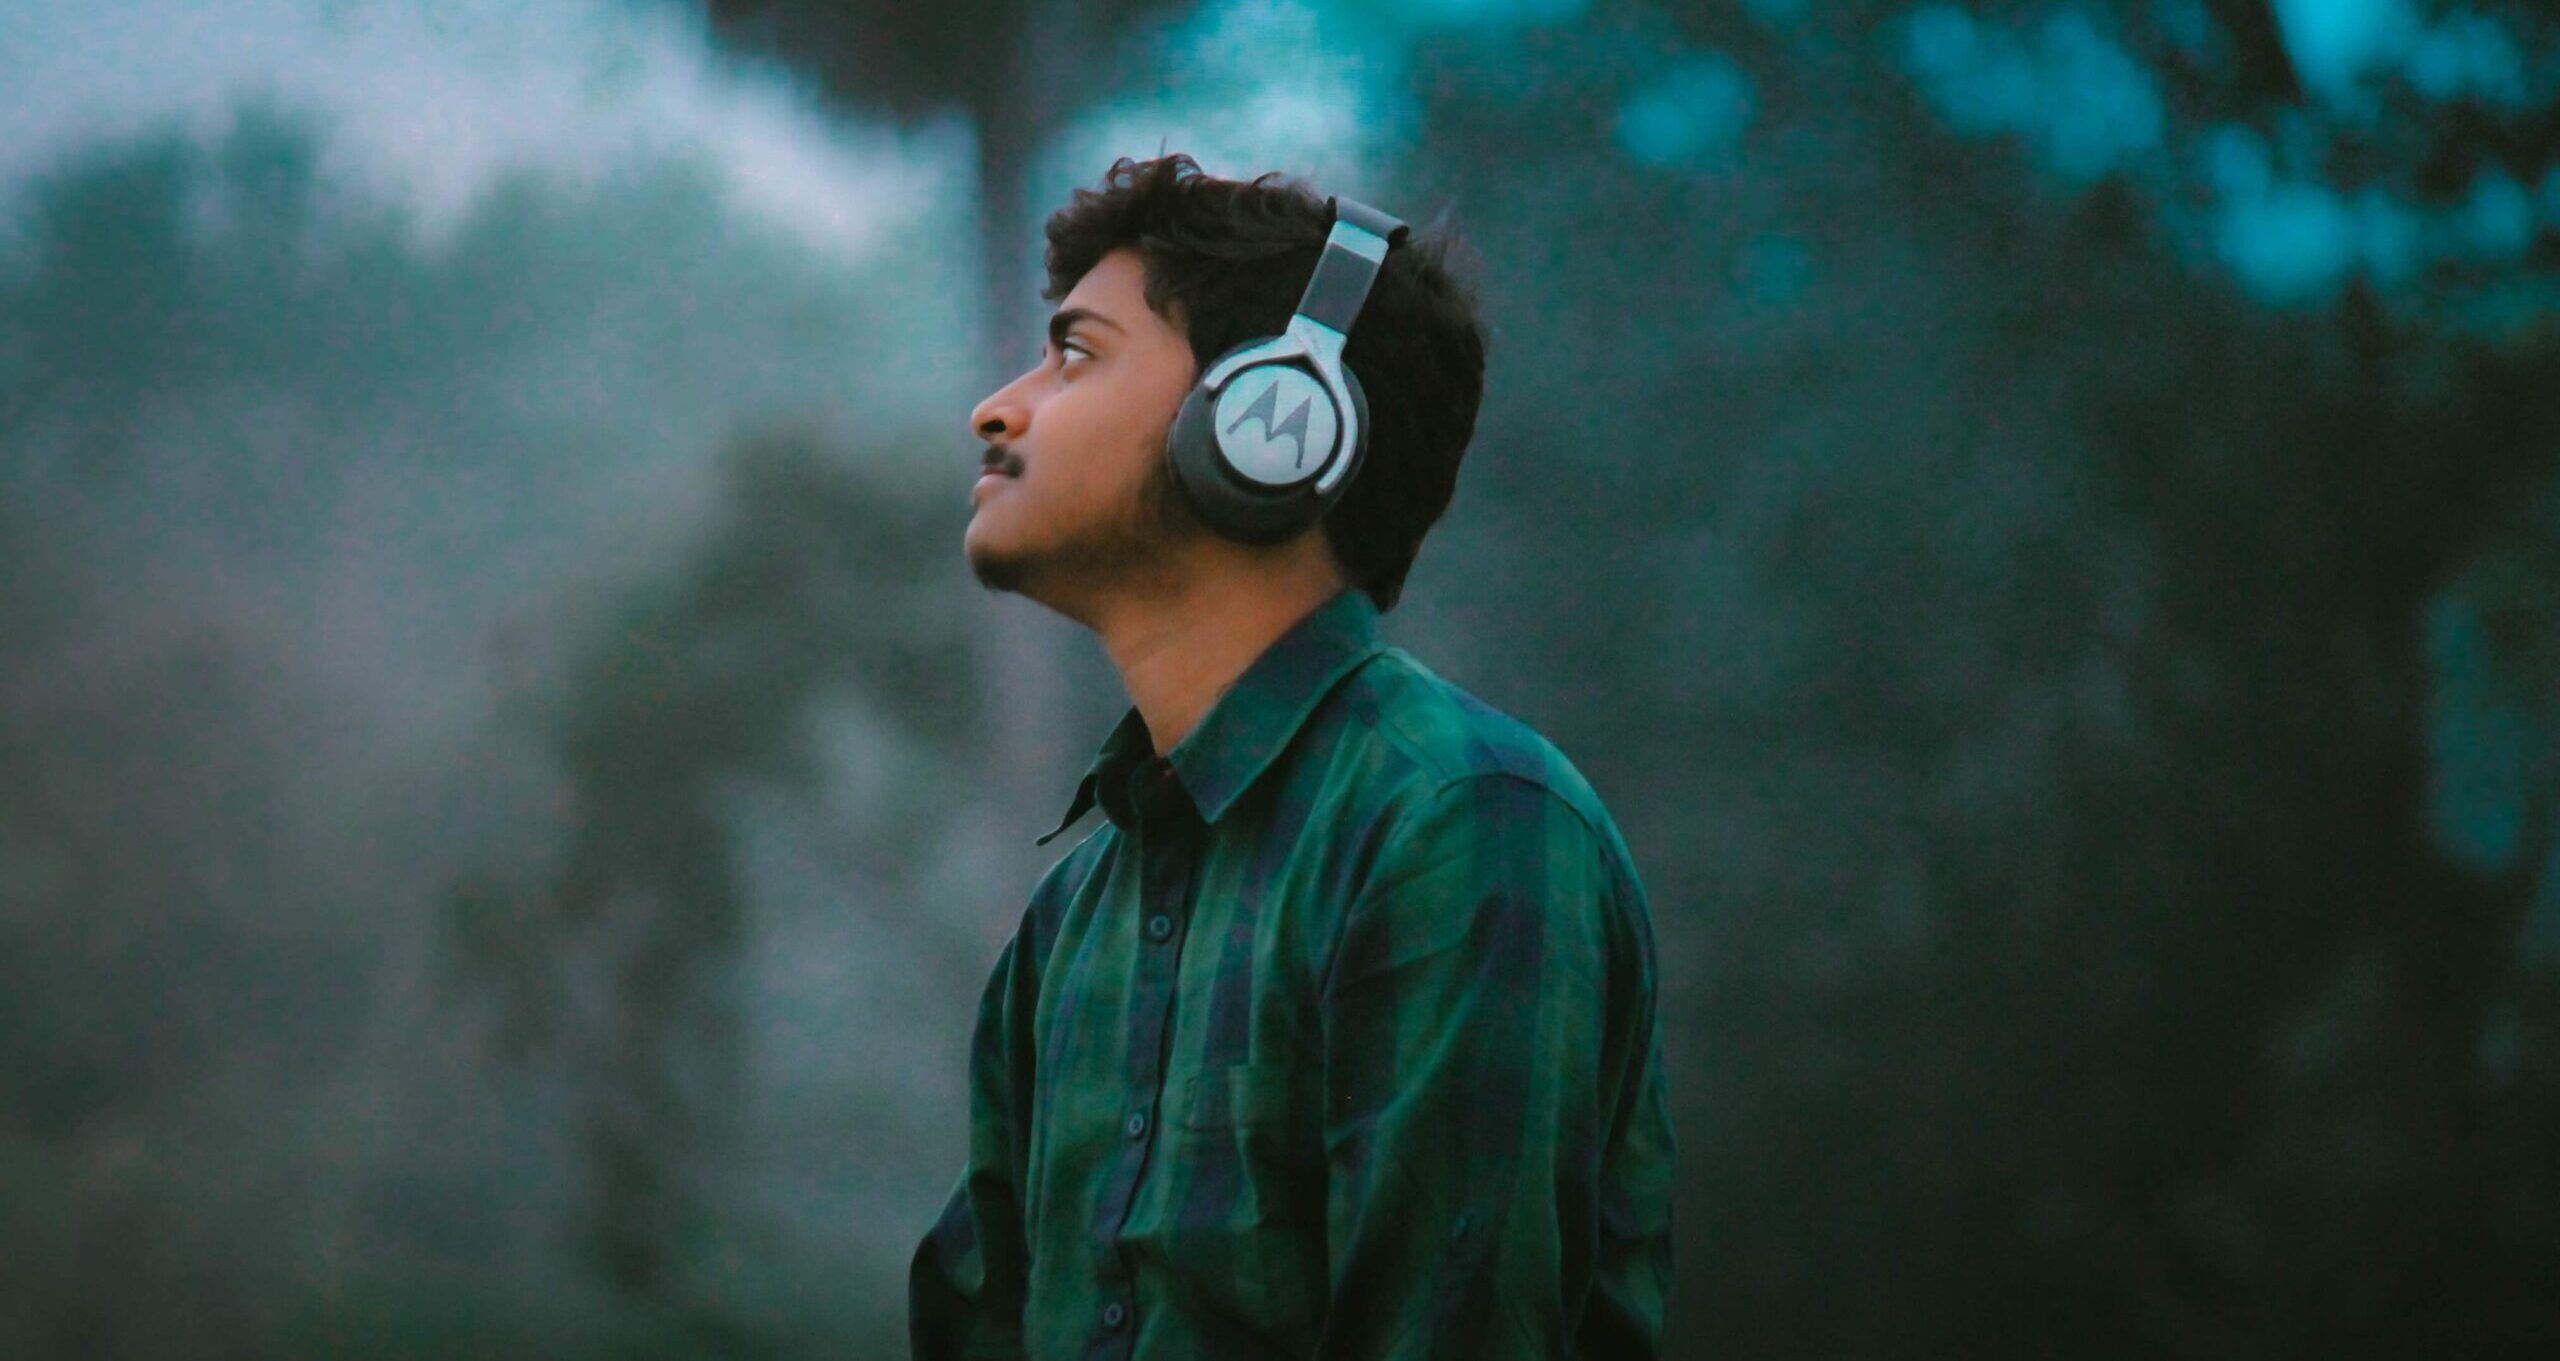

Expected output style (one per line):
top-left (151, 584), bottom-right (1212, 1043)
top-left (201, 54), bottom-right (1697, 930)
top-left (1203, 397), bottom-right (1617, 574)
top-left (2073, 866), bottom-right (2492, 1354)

top-left (1165, 195), bottom-right (1409, 544)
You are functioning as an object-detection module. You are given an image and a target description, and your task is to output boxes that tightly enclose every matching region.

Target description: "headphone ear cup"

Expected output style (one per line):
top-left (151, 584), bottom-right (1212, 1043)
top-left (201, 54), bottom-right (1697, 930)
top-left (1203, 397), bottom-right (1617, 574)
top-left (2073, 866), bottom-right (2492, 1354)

top-left (1166, 339), bottom-right (1373, 546)
top-left (1165, 374), bottom-right (1232, 532)
top-left (1165, 339), bottom-right (1311, 545)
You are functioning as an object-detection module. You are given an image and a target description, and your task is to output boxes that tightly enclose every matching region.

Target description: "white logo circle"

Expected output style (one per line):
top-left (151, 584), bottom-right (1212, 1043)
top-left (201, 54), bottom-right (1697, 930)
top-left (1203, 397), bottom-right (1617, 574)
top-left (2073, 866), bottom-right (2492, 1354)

top-left (1211, 365), bottom-right (1338, 488)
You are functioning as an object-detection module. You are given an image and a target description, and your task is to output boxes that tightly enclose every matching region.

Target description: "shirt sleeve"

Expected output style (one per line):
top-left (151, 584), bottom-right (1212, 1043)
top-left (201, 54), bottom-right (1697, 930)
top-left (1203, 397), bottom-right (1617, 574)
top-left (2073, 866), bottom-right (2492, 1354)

top-left (1315, 771), bottom-right (1675, 1360)
top-left (909, 917), bottom-right (1041, 1361)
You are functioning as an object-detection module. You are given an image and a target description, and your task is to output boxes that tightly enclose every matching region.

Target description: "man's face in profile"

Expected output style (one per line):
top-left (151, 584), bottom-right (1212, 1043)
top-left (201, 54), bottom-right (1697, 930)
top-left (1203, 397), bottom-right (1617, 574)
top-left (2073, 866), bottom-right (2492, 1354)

top-left (964, 248), bottom-right (1203, 602)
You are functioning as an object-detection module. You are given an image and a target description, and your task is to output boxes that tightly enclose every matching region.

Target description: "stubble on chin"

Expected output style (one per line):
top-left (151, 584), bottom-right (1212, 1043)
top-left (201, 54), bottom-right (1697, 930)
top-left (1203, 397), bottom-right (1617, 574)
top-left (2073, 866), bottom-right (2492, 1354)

top-left (965, 545), bottom-right (1026, 594)
top-left (966, 459), bottom-right (1205, 602)
top-left (963, 510), bottom-right (1029, 593)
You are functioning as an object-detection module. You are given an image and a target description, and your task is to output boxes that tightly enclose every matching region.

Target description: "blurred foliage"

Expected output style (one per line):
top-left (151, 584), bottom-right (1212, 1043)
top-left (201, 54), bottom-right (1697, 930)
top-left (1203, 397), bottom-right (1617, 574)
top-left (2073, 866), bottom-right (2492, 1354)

top-left (1375, 3), bottom-right (2560, 1354)
top-left (0, 97), bottom-right (979, 1357)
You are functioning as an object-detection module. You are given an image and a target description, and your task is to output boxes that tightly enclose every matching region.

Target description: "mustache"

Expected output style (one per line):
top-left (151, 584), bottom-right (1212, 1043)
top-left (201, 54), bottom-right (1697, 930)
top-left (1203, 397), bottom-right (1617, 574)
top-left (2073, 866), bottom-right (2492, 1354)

top-left (980, 446), bottom-right (1024, 476)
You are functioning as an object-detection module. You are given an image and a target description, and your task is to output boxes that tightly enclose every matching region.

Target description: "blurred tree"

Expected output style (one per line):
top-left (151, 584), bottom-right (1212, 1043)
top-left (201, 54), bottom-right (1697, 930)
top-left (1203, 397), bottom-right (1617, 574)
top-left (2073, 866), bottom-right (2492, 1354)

top-left (0, 103), bottom-right (983, 1357)
top-left (437, 425), bottom-right (981, 1338)
top-left (688, 0), bottom-right (1187, 863)
top-left (0, 119), bottom-right (411, 1361)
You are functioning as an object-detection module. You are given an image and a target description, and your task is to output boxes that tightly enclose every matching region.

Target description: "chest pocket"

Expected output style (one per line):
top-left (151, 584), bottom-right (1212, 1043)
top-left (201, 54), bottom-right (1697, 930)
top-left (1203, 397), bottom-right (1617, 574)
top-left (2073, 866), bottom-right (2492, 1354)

top-left (1121, 1060), bottom-right (1324, 1339)
top-left (1167, 1061), bottom-right (1314, 1230)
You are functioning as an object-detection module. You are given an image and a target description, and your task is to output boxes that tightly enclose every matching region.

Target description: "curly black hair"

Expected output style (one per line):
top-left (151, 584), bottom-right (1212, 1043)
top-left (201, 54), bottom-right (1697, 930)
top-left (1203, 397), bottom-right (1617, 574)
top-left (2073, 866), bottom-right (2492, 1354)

top-left (1041, 153), bottom-right (1488, 612)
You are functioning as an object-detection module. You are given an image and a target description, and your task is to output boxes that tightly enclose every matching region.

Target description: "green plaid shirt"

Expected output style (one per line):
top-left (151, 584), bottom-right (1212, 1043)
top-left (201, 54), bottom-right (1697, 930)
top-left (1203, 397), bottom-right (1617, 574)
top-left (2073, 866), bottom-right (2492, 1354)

top-left (909, 588), bottom-right (1675, 1359)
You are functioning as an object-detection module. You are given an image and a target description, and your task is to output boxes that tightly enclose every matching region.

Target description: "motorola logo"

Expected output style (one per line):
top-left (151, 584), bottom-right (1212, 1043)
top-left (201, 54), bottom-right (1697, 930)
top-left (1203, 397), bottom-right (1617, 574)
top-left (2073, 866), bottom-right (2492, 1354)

top-left (1228, 380), bottom-right (1315, 466)
top-left (1214, 365), bottom-right (1337, 487)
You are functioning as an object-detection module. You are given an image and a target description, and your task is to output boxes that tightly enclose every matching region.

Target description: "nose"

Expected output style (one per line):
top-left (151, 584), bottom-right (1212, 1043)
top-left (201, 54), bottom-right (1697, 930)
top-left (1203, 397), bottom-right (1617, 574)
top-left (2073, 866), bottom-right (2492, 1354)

top-left (969, 375), bottom-right (1031, 446)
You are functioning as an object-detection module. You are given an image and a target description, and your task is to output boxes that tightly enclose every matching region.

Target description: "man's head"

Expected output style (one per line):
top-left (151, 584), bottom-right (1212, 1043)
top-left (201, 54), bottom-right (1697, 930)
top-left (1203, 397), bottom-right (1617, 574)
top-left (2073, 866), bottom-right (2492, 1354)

top-left (964, 154), bottom-right (1487, 614)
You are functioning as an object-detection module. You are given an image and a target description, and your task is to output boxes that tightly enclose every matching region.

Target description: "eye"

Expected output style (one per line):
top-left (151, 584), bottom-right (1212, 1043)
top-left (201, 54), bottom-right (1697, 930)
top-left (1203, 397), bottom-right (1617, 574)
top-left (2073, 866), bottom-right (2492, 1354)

top-left (1058, 337), bottom-right (1094, 366)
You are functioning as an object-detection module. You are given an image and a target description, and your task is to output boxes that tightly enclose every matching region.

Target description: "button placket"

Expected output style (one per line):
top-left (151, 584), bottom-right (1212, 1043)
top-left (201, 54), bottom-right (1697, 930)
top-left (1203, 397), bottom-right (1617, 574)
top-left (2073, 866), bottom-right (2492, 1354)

top-left (1090, 813), bottom-right (1202, 1337)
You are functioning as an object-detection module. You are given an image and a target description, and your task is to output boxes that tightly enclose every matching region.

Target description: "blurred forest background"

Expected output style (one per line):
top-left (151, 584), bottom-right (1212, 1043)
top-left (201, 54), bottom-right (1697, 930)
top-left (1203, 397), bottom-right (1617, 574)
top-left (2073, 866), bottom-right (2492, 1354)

top-left (4, 0), bottom-right (2557, 1357)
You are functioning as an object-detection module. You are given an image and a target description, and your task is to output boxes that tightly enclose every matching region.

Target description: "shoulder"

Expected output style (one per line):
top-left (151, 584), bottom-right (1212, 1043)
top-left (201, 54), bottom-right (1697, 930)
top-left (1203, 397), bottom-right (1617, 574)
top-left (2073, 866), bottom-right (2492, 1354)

top-left (1325, 646), bottom-right (1633, 864)
top-left (1291, 646), bottom-right (1647, 922)
top-left (1311, 650), bottom-right (1656, 996)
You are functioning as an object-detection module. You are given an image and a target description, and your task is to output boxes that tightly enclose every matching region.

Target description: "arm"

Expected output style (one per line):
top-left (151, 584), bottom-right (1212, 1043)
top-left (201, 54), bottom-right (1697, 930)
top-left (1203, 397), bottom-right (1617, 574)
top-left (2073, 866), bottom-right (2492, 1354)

top-left (1315, 773), bottom-right (1673, 1359)
top-left (909, 921), bottom-right (1041, 1361)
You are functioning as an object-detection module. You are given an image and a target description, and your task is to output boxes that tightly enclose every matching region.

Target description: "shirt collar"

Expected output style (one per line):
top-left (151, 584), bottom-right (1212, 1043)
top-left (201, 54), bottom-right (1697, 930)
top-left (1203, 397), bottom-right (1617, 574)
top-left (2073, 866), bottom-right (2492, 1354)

top-left (1036, 589), bottom-right (1387, 846)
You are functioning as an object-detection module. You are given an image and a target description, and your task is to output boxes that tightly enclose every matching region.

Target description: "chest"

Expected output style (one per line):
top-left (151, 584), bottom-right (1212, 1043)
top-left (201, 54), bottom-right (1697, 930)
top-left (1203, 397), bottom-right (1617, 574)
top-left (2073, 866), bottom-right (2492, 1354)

top-left (1021, 823), bottom-right (1347, 1219)
top-left (1040, 826), bottom-right (1338, 1093)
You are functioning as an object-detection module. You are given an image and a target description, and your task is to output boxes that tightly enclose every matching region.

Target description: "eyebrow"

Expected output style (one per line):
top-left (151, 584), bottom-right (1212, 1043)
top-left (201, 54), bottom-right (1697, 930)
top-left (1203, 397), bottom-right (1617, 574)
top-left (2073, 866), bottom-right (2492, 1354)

top-left (1048, 306), bottom-right (1124, 349)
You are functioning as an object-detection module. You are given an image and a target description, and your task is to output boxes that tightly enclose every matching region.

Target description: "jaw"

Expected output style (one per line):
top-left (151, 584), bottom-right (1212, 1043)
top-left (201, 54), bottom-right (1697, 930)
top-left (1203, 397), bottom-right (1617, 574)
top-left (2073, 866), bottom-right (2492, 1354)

top-left (966, 482), bottom-right (1079, 603)
top-left (964, 459), bottom-right (1206, 613)
top-left (963, 501), bottom-right (1031, 593)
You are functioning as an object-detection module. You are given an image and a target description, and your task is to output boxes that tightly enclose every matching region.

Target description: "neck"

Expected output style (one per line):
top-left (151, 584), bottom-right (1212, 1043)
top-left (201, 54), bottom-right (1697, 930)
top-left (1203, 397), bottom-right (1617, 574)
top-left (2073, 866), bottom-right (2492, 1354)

top-left (1085, 546), bottom-right (1348, 756)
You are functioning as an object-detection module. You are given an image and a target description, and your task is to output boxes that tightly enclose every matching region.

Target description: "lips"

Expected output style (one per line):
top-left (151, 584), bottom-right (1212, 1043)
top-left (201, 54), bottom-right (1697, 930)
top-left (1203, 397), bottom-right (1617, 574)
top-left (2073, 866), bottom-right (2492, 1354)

top-left (972, 451), bottom-right (1021, 508)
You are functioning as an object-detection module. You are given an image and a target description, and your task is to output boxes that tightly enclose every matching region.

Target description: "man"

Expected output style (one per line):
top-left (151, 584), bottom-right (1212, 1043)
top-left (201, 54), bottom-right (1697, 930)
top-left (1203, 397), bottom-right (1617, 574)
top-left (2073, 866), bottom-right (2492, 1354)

top-left (910, 153), bottom-right (1674, 1360)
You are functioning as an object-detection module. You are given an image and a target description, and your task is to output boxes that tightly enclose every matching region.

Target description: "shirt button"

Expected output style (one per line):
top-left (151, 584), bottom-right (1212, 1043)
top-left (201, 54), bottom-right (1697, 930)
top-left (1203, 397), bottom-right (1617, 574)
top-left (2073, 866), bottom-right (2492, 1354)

top-left (1125, 1109), bottom-right (1150, 1140)
top-left (1101, 1301), bottom-right (1128, 1330)
top-left (1145, 914), bottom-right (1174, 942)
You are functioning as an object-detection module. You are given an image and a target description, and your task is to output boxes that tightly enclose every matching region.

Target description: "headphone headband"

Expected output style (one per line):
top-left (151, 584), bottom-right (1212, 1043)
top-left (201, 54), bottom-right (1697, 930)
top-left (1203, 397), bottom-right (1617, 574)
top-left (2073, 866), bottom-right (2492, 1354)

top-left (1293, 196), bottom-right (1408, 335)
